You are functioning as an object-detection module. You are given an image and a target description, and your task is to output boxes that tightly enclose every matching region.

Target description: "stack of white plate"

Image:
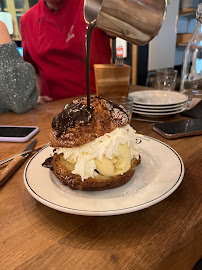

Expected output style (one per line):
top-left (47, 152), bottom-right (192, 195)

top-left (129, 90), bottom-right (188, 117)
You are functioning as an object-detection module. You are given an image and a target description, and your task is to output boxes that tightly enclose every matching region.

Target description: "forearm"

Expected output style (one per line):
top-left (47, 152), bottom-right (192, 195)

top-left (36, 73), bottom-right (42, 95)
top-left (35, 73), bottom-right (53, 104)
top-left (0, 21), bottom-right (12, 44)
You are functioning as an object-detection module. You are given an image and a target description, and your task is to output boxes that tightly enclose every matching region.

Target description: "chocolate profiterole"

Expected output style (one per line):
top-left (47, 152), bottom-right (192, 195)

top-left (48, 96), bottom-right (141, 191)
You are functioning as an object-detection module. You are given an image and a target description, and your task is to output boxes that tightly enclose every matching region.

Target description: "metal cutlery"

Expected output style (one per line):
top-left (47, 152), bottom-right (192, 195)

top-left (0, 139), bottom-right (38, 187)
top-left (0, 142), bottom-right (49, 166)
top-left (115, 56), bottom-right (124, 66)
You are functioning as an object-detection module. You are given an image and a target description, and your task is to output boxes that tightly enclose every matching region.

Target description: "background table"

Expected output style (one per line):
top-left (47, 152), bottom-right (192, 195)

top-left (0, 90), bottom-right (201, 270)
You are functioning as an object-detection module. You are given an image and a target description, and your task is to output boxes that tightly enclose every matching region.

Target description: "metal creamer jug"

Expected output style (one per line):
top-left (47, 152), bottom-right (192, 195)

top-left (84, 0), bottom-right (166, 46)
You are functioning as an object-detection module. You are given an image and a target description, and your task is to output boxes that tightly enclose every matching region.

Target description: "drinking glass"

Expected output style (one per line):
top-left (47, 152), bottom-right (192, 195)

top-left (156, 69), bottom-right (178, 91)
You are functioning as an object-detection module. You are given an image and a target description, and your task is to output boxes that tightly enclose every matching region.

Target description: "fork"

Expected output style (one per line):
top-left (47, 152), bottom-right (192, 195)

top-left (115, 56), bottom-right (124, 66)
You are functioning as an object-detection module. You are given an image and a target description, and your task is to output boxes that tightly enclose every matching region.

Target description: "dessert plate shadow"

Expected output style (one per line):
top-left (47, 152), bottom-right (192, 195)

top-left (24, 135), bottom-right (184, 216)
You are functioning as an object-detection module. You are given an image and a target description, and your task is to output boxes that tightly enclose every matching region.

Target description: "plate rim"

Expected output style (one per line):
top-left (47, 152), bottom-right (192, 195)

top-left (132, 101), bottom-right (188, 109)
top-left (132, 105), bottom-right (187, 113)
top-left (24, 135), bottom-right (184, 216)
top-left (132, 107), bottom-right (187, 116)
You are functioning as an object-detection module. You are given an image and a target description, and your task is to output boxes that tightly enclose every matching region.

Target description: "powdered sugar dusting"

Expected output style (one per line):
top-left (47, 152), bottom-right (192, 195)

top-left (111, 107), bottom-right (128, 126)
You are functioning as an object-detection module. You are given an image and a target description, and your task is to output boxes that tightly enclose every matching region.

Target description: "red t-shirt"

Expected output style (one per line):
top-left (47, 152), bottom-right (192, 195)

top-left (20, 0), bottom-right (111, 100)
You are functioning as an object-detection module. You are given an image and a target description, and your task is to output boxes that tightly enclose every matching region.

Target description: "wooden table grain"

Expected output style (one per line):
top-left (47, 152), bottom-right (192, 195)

top-left (0, 89), bottom-right (201, 270)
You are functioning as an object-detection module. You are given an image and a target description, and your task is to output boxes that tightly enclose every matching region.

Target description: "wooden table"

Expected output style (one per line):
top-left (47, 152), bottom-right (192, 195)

top-left (0, 91), bottom-right (201, 270)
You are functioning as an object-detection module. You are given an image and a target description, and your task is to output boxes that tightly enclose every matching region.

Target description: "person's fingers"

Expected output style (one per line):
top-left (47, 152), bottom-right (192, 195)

top-left (37, 96), bottom-right (44, 104)
top-left (37, 96), bottom-right (53, 104)
top-left (43, 96), bottom-right (53, 102)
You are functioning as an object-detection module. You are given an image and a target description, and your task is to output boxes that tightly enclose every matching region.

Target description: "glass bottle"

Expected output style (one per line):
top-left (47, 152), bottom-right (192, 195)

top-left (180, 3), bottom-right (202, 101)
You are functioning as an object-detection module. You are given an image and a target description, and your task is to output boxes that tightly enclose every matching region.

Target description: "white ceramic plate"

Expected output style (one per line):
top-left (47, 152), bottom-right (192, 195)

top-left (129, 90), bottom-right (188, 106)
top-left (24, 135), bottom-right (184, 216)
top-left (132, 101), bottom-right (188, 110)
top-left (133, 104), bottom-right (187, 113)
top-left (132, 106), bottom-right (187, 116)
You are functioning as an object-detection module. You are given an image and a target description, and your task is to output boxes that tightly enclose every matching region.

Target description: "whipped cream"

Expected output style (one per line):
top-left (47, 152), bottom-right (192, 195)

top-left (56, 125), bottom-right (140, 180)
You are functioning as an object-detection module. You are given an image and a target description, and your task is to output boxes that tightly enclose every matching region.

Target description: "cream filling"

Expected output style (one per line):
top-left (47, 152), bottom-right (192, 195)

top-left (56, 125), bottom-right (140, 180)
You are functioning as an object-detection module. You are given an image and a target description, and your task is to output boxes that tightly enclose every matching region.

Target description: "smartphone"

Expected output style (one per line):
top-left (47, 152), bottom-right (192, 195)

top-left (153, 119), bottom-right (202, 139)
top-left (0, 126), bottom-right (39, 142)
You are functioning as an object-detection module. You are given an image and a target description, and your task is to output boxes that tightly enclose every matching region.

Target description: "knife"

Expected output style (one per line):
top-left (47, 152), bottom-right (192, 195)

top-left (0, 139), bottom-right (37, 187)
top-left (0, 141), bottom-right (48, 166)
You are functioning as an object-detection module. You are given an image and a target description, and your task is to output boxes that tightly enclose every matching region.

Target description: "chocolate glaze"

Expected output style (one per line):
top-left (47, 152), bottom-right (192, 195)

top-left (52, 102), bottom-right (93, 137)
top-left (42, 157), bottom-right (53, 170)
top-left (51, 96), bottom-right (129, 138)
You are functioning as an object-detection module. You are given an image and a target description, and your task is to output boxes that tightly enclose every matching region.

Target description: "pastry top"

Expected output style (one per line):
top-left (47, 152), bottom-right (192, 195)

top-left (50, 96), bottom-right (130, 148)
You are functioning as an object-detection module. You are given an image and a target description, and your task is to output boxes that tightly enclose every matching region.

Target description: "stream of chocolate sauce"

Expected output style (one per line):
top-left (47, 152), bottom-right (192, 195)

top-left (85, 20), bottom-right (96, 109)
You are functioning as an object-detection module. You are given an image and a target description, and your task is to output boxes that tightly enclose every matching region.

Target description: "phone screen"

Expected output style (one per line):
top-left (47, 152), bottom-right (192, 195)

top-left (0, 127), bottom-right (36, 138)
top-left (0, 126), bottom-right (39, 142)
top-left (153, 119), bottom-right (202, 139)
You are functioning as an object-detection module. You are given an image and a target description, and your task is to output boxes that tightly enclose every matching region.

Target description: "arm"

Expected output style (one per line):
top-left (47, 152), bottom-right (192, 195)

top-left (36, 73), bottom-right (42, 95)
top-left (0, 21), bottom-right (12, 44)
top-left (0, 21), bottom-right (38, 113)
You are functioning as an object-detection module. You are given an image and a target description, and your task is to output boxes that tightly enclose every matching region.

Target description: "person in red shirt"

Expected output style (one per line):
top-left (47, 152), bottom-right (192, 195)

top-left (20, 0), bottom-right (111, 101)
